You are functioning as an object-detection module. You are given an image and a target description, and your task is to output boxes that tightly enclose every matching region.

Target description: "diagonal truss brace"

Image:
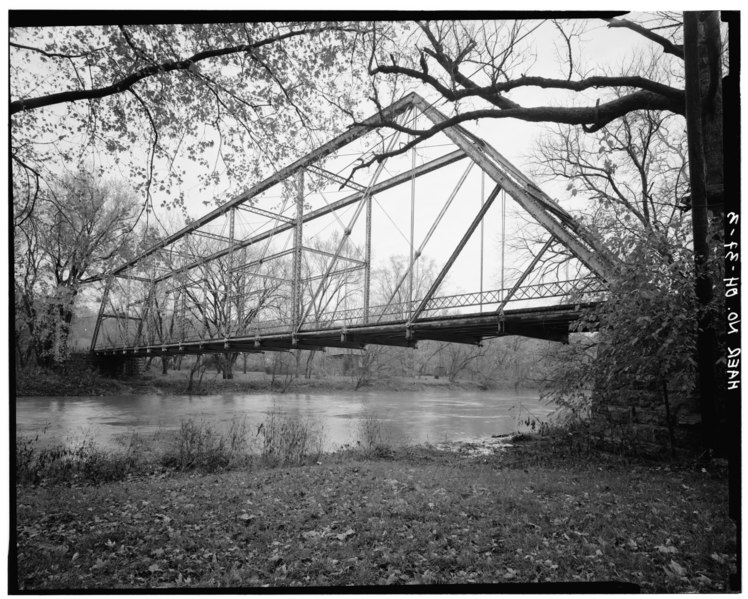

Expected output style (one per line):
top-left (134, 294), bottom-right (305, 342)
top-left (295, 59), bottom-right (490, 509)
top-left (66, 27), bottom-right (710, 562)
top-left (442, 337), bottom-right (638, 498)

top-left (147, 150), bottom-right (466, 285)
top-left (496, 237), bottom-right (555, 313)
top-left (409, 95), bottom-right (619, 281)
top-left (309, 165), bottom-right (367, 192)
top-left (235, 203), bottom-right (295, 224)
top-left (377, 159), bottom-right (475, 320)
top-left (408, 184), bottom-right (502, 325)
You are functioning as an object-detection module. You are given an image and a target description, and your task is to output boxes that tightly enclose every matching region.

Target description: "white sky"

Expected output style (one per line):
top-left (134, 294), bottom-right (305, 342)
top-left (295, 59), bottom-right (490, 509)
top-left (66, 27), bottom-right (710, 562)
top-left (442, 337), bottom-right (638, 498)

top-left (143, 16), bottom-right (662, 302)
top-left (5, 12), bottom-right (699, 312)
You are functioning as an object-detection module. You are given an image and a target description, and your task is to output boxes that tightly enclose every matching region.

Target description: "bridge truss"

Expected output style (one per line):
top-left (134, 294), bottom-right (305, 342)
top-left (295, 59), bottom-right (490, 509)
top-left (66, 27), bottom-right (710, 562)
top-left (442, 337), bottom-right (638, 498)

top-left (91, 93), bottom-right (618, 357)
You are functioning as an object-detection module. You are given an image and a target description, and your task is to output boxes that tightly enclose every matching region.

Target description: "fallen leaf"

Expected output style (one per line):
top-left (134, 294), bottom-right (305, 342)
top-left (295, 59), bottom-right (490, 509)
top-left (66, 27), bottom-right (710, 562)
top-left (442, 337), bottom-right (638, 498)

top-left (91, 558), bottom-right (106, 570)
top-left (666, 560), bottom-right (686, 578)
top-left (656, 545), bottom-right (678, 554)
top-left (238, 513), bottom-right (256, 524)
top-left (336, 528), bottom-right (355, 541)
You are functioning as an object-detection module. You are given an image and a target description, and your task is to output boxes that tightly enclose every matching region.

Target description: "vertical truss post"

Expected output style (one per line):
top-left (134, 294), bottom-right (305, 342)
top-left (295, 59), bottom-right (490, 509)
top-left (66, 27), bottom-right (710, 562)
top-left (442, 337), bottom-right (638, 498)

top-left (501, 189), bottom-right (506, 302)
top-left (410, 96), bottom-right (618, 279)
top-left (496, 237), bottom-right (555, 313)
top-left (409, 184), bottom-right (502, 324)
top-left (225, 209), bottom-right (236, 340)
top-left (124, 275), bottom-right (131, 347)
top-left (480, 171), bottom-right (485, 312)
top-left (237, 246), bottom-right (247, 335)
top-left (159, 288), bottom-right (170, 348)
top-left (296, 127), bottom-right (403, 332)
top-left (202, 279), bottom-right (209, 340)
top-left (170, 289), bottom-right (179, 345)
top-left (180, 279), bottom-right (187, 345)
top-left (90, 276), bottom-right (112, 352)
top-left (135, 281), bottom-right (155, 348)
top-left (364, 178), bottom-right (372, 324)
top-left (376, 161), bottom-right (474, 322)
top-left (409, 135), bottom-right (416, 314)
top-left (292, 170), bottom-right (304, 331)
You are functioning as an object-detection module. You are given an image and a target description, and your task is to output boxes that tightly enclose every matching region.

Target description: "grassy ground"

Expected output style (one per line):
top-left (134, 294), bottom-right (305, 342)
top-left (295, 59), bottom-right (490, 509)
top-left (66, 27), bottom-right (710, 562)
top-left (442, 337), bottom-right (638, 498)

top-left (15, 367), bottom-right (490, 397)
top-left (14, 437), bottom-right (736, 592)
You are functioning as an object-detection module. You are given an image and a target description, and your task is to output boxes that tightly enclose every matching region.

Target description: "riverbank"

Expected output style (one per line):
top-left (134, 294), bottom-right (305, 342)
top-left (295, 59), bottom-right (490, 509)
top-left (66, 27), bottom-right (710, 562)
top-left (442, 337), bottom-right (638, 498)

top-left (15, 367), bottom-right (503, 397)
top-left (14, 434), bottom-right (735, 592)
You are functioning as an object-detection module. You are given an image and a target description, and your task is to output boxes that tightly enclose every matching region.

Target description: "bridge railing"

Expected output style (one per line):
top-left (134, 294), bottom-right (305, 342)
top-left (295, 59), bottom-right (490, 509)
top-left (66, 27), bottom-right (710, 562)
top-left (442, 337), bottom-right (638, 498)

top-left (300, 276), bottom-right (606, 331)
top-left (95, 276), bottom-right (606, 350)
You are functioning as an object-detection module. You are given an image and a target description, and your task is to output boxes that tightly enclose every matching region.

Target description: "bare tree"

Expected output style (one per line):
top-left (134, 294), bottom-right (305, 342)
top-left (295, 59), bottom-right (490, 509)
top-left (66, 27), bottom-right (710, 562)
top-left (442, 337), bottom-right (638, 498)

top-left (14, 171), bottom-right (138, 366)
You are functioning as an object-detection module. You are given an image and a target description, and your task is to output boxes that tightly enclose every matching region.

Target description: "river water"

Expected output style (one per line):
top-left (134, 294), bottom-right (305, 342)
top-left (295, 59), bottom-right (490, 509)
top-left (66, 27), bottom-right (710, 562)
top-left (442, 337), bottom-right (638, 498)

top-left (15, 389), bottom-right (552, 452)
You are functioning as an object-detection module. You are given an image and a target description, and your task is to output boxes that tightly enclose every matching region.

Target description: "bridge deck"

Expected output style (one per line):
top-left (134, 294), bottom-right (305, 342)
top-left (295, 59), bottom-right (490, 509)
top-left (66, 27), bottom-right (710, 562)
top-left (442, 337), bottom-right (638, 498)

top-left (93, 303), bottom-right (593, 357)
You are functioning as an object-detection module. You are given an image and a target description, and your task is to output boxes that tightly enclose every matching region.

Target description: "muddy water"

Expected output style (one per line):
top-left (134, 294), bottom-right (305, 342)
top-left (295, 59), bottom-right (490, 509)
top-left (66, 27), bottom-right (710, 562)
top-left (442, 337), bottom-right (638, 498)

top-left (15, 389), bottom-right (552, 451)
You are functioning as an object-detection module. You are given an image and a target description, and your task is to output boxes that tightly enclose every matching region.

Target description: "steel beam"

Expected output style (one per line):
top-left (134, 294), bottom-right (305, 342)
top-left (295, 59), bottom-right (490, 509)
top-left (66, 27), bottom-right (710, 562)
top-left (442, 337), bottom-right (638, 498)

top-left (231, 248), bottom-right (295, 273)
top-left (225, 208), bottom-right (236, 339)
top-left (378, 160), bottom-right (474, 318)
top-left (110, 93), bottom-right (418, 277)
top-left (291, 171), bottom-right (304, 330)
top-left (497, 237), bottom-right (555, 312)
top-left (296, 126), bottom-right (403, 332)
top-left (408, 185), bottom-right (502, 324)
top-left (192, 230), bottom-right (233, 244)
top-left (149, 150), bottom-right (467, 284)
top-left (309, 165), bottom-right (366, 192)
top-left (235, 204), bottom-right (294, 224)
top-left (410, 95), bottom-right (619, 280)
top-left (89, 277), bottom-right (112, 352)
top-left (102, 313), bottom-right (141, 321)
top-left (364, 172), bottom-right (372, 324)
top-left (302, 246), bottom-right (366, 266)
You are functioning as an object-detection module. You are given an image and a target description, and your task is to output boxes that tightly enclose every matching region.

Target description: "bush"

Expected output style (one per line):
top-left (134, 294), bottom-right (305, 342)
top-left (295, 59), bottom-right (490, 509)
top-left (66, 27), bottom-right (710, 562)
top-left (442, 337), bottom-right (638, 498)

top-left (258, 409), bottom-right (324, 467)
top-left (16, 432), bottom-right (142, 485)
top-left (161, 417), bottom-right (251, 472)
top-left (356, 410), bottom-right (391, 455)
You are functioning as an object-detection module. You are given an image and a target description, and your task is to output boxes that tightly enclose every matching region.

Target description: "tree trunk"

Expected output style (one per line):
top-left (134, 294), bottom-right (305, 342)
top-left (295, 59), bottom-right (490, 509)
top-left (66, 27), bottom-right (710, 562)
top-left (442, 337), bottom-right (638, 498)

top-left (305, 350), bottom-right (316, 379)
top-left (661, 381), bottom-right (677, 458)
top-left (221, 352), bottom-right (235, 379)
top-left (683, 11), bottom-right (724, 453)
top-left (161, 356), bottom-right (170, 375)
top-left (186, 354), bottom-right (204, 393)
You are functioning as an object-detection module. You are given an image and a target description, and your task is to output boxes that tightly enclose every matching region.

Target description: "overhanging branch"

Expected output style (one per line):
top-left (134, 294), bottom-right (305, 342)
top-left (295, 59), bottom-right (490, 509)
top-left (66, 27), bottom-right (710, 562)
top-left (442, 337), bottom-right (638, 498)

top-left (10, 25), bottom-right (366, 115)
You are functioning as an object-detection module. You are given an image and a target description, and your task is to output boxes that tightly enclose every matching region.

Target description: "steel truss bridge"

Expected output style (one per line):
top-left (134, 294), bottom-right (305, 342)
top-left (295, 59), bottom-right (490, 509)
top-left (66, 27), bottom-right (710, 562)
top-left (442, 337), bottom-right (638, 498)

top-left (90, 93), bottom-right (618, 359)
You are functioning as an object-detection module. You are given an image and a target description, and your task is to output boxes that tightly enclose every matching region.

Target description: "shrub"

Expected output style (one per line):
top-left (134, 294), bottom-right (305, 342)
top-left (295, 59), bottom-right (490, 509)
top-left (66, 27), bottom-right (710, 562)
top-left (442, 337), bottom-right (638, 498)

top-left (161, 417), bottom-right (251, 472)
top-left (356, 410), bottom-right (391, 455)
top-left (257, 409), bottom-right (324, 467)
top-left (15, 432), bottom-right (142, 485)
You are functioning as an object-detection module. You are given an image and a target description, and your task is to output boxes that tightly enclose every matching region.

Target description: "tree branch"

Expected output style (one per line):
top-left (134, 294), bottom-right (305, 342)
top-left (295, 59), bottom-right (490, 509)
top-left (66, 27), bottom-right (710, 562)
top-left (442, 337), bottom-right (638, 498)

top-left (374, 62), bottom-right (683, 102)
top-left (10, 40), bottom-right (107, 60)
top-left (603, 17), bottom-right (684, 59)
top-left (11, 25), bottom-right (362, 115)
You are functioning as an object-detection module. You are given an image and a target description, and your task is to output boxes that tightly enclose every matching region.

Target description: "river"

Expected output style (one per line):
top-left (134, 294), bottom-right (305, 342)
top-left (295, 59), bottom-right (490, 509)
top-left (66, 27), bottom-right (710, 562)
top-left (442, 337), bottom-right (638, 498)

top-left (15, 389), bottom-right (553, 452)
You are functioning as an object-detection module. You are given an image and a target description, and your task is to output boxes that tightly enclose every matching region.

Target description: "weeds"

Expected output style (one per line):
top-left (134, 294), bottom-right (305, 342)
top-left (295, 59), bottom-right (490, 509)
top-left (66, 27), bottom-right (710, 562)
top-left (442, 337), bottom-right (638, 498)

top-left (160, 418), bottom-right (252, 472)
top-left (356, 410), bottom-right (393, 456)
top-left (17, 410), bottom-right (328, 485)
top-left (258, 409), bottom-right (324, 466)
top-left (16, 432), bottom-right (141, 485)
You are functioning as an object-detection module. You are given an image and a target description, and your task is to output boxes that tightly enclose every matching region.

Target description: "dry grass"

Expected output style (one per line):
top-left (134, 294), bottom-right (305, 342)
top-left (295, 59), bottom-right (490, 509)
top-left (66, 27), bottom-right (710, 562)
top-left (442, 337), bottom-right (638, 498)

top-left (14, 441), bottom-right (736, 592)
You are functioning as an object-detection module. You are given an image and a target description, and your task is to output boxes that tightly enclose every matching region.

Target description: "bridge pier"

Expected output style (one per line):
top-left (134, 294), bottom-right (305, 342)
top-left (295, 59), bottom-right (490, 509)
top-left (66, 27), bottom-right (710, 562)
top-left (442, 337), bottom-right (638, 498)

top-left (92, 354), bottom-right (145, 378)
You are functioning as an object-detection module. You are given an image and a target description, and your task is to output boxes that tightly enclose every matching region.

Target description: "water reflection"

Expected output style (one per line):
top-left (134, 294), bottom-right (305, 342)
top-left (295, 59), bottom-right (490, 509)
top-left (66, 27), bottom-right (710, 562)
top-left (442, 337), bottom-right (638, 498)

top-left (15, 389), bottom-right (550, 451)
